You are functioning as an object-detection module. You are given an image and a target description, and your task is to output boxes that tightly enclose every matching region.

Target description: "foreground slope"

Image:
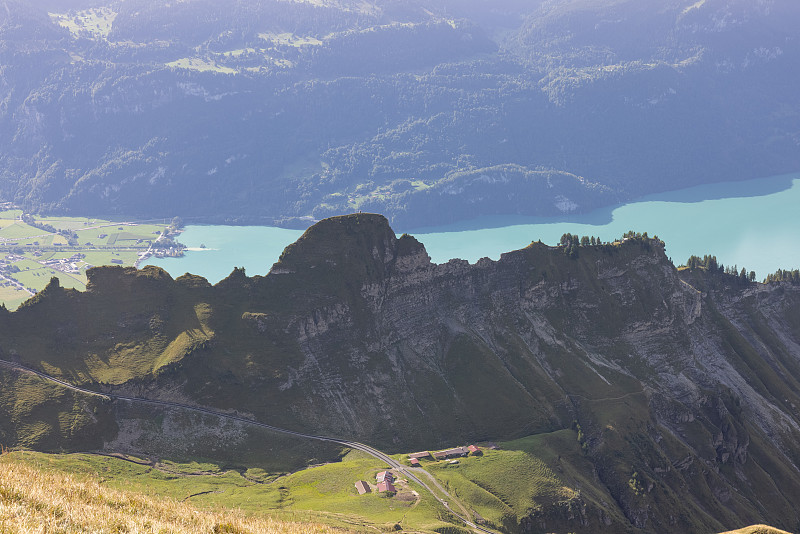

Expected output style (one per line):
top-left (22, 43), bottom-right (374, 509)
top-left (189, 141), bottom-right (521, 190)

top-left (0, 451), bottom-right (352, 534)
top-left (2, 214), bottom-right (800, 532)
top-left (0, 449), bottom-right (789, 534)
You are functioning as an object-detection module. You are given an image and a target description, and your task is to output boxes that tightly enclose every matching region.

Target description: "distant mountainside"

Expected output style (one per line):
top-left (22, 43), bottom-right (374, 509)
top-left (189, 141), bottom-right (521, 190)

top-left (1, 0), bottom-right (798, 227)
top-left (3, 214), bottom-right (800, 532)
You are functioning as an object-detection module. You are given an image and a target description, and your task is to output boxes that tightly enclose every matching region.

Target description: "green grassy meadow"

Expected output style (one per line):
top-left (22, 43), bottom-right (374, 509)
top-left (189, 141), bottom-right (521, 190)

top-left (3, 443), bottom-right (778, 534)
top-left (0, 221), bottom-right (42, 240)
top-left (0, 285), bottom-right (29, 309)
top-left (5, 449), bottom-right (457, 533)
top-left (420, 431), bottom-right (629, 532)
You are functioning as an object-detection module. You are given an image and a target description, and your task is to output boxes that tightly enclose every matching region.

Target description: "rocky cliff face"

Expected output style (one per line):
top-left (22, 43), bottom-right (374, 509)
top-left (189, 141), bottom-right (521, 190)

top-left (2, 214), bottom-right (800, 533)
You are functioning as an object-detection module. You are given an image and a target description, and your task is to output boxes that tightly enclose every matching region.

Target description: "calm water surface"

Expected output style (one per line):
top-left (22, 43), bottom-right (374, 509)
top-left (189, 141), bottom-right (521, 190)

top-left (147, 173), bottom-right (800, 282)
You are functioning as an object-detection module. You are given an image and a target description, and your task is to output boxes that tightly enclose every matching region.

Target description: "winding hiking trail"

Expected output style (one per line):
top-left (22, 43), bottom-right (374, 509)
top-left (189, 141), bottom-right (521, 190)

top-left (0, 358), bottom-right (497, 534)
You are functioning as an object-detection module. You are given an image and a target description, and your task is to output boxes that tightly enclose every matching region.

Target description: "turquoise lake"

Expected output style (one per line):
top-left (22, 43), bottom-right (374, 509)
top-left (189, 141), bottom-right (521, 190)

top-left (147, 172), bottom-right (800, 283)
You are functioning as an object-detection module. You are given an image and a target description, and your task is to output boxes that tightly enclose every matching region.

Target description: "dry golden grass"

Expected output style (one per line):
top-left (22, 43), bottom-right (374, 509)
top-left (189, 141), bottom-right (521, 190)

top-left (718, 526), bottom-right (792, 534)
top-left (0, 454), bottom-right (350, 534)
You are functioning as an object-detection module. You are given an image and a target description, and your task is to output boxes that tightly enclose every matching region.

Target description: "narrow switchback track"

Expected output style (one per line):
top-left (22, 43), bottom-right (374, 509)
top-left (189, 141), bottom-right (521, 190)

top-left (0, 359), bottom-right (497, 534)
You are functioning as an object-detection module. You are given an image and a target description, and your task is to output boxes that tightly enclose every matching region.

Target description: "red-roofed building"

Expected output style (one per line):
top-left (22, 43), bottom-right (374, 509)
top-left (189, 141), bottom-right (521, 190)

top-left (410, 458), bottom-right (420, 466)
top-left (377, 481), bottom-right (397, 494)
top-left (376, 471), bottom-right (395, 483)
top-left (468, 445), bottom-right (481, 455)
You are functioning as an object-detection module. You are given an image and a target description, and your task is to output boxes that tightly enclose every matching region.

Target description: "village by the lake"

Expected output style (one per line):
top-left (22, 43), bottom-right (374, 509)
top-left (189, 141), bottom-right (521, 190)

top-left (0, 205), bottom-right (184, 309)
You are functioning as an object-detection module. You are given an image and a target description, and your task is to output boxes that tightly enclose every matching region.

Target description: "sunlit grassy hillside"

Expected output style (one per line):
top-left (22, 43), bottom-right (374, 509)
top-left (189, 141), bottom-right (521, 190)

top-left (719, 527), bottom-right (793, 534)
top-left (0, 453), bottom-right (351, 534)
top-left (0, 448), bottom-right (793, 534)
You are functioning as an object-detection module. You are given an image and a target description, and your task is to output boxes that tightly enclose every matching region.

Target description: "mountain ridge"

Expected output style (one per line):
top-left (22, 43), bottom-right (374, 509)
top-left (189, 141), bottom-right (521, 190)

top-left (2, 214), bottom-right (800, 532)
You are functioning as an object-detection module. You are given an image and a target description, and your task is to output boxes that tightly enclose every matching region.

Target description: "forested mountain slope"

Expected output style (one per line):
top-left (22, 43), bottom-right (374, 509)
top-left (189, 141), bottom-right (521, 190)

top-left (2, 214), bottom-right (800, 532)
top-left (1, 0), bottom-right (798, 227)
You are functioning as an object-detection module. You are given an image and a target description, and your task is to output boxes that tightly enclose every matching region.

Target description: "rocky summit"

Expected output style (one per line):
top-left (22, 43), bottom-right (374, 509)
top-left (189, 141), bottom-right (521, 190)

top-left (2, 213), bottom-right (800, 533)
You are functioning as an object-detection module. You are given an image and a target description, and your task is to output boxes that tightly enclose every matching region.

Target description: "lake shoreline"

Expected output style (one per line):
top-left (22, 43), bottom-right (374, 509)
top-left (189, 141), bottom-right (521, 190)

top-left (147, 172), bottom-right (800, 284)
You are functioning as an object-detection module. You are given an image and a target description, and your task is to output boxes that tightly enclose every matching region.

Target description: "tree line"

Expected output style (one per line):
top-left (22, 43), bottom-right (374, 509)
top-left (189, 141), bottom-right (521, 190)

top-left (684, 254), bottom-right (756, 284)
top-left (764, 269), bottom-right (800, 284)
top-left (557, 231), bottom-right (664, 258)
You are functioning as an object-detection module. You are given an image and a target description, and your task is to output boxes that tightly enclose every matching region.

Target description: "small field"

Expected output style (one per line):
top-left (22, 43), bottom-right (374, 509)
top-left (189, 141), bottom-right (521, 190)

top-left (166, 57), bottom-right (238, 74)
top-left (0, 209), bottom-right (180, 309)
top-left (258, 32), bottom-right (323, 47)
top-left (0, 285), bottom-right (28, 310)
top-left (49, 7), bottom-right (117, 39)
top-left (0, 221), bottom-right (42, 240)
